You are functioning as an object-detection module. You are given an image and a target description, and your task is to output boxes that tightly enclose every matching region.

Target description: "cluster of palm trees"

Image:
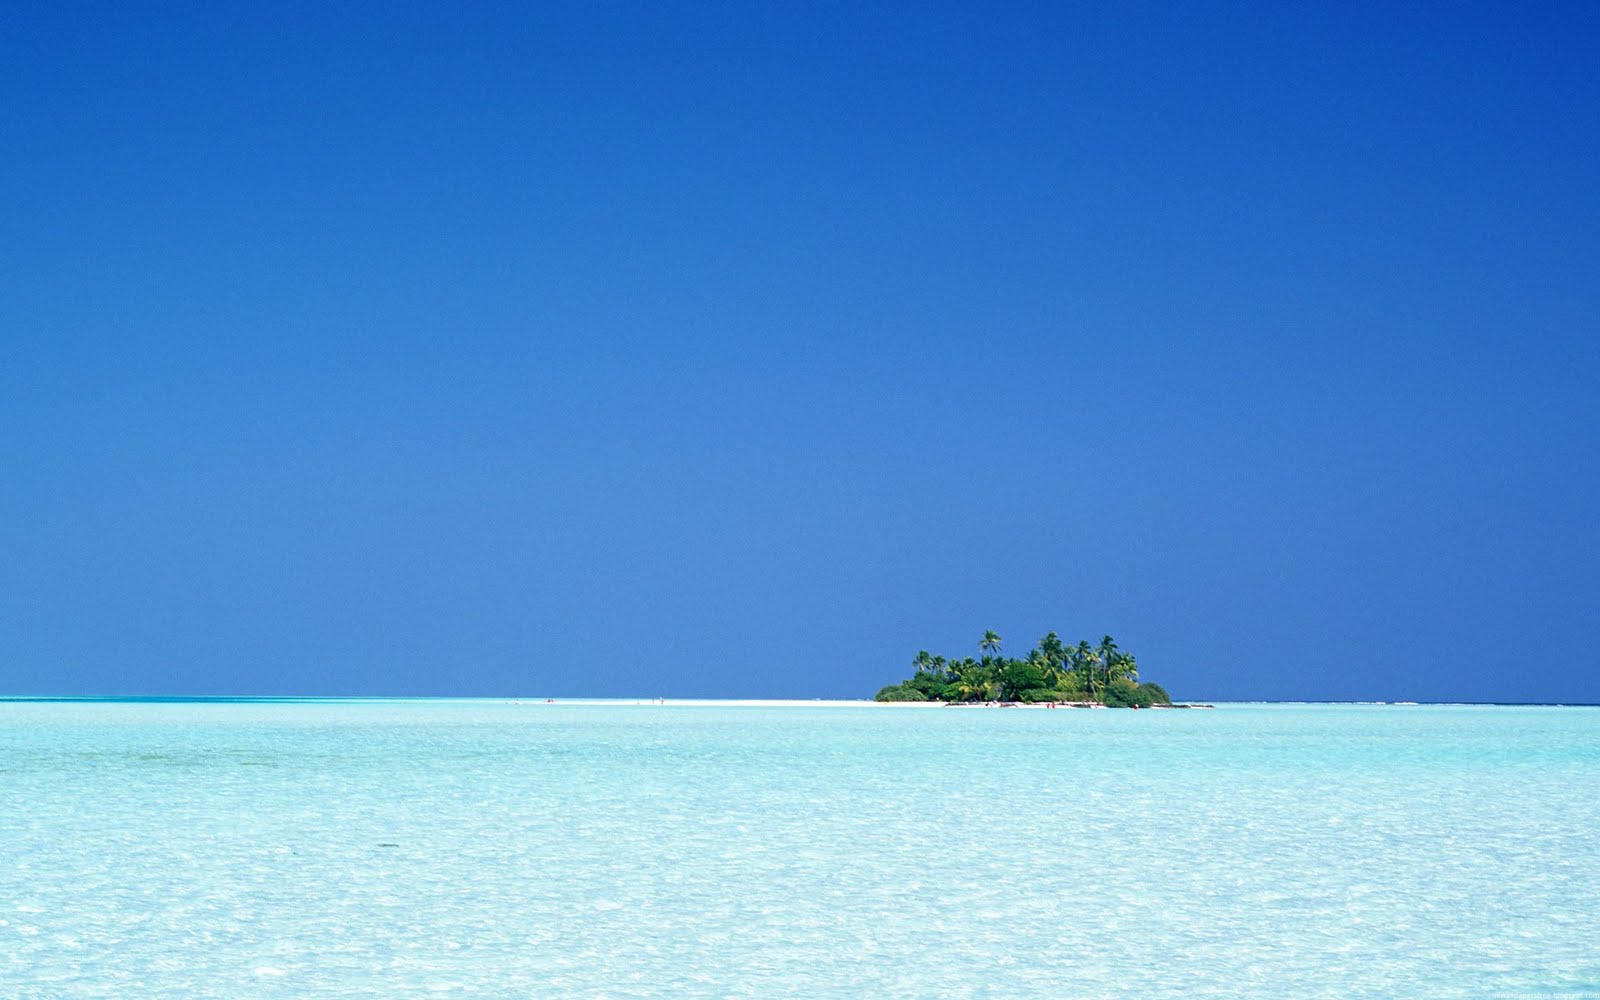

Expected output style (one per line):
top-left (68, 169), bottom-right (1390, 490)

top-left (879, 630), bottom-right (1159, 704)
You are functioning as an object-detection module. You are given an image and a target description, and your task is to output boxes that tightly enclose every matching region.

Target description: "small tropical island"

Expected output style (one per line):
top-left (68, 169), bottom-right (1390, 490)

top-left (875, 630), bottom-right (1177, 707)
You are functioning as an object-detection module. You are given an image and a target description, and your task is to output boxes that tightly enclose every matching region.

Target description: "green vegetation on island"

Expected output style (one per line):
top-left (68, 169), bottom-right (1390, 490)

top-left (874, 630), bottom-right (1173, 707)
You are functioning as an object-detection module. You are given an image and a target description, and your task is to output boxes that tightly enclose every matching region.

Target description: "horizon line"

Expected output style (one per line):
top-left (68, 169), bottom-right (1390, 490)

top-left (3, 695), bottom-right (1599, 708)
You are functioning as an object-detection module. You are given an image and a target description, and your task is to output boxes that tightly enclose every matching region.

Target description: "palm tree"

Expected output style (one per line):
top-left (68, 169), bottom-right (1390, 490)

top-left (876, 630), bottom-right (1162, 705)
top-left (1074, 640), bottom-right (1100, 699)
top-left (955, 677), bottom-right (988, 702)
top-left (1038, 632), bottom-right (1065, 669)
top-left (1037, 632), bottom-right (1066, 688)
top-left (1096, 635), bottom-right (1120, 695)
top-left (980, 630), bottom-right (1003, 658)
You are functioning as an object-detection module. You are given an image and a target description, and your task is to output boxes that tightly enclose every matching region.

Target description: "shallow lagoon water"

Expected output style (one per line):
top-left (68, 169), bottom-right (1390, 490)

top-left (3, 700), bottom-right (1599, 997)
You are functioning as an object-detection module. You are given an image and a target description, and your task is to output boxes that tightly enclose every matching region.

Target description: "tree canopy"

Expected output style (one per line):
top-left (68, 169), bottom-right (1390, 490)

top-left (873, 630), bottom-right (1173, 706)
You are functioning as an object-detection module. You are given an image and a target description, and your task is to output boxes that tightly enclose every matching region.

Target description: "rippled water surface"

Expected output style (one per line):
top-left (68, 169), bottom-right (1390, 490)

top-left (4, 700), bottom-right (1599, 997)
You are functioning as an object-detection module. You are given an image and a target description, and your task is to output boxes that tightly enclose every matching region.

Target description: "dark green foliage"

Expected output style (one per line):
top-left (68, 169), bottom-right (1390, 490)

top-left (998, 660), bottom-right (1046, 701)
top-left (1102, 678), bottom-right (1152, 707)
top-left (1137, 682), bottom-right (1172, 705)
top-left (874, 683), bottom-right (929, 702)
top-left (907, 673), bottom-right (954, 701)
top-left (1016, 688), bottom-right (1060, 703)
top-left (1101, 679), bottom-right (1172, 707)
top-left (877, 630), bottom-right (1173, 706)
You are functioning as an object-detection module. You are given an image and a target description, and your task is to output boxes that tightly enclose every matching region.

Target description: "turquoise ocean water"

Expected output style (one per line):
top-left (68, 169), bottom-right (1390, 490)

top-left (4, 700), bottom-right (1598, 998)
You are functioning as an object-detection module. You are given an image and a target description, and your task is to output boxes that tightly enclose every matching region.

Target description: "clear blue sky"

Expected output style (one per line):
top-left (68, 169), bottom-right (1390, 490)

top-left (3, 1), bottom-right (1596, 701)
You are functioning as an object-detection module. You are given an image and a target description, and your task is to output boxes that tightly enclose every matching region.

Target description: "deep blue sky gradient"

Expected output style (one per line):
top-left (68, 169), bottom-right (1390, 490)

top-left (3, 2), bottom-right (1597, 700)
